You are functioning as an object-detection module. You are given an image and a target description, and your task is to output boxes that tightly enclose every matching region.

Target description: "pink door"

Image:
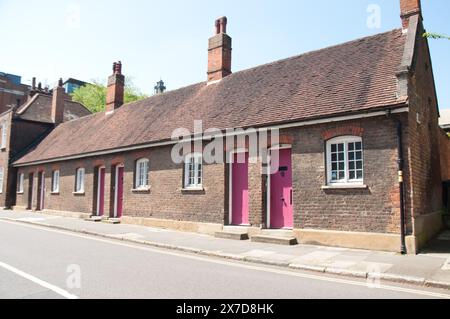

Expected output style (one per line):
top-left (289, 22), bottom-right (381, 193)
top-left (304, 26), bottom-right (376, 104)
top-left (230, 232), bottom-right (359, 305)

top-left (270, 148), bottom-right (293, 229)
top-left (231, 152), bottom-right (249, 225)
top-left (97, 168), bottom-right (105, 216)
top-left (115, 166), bottom-right (124, 218)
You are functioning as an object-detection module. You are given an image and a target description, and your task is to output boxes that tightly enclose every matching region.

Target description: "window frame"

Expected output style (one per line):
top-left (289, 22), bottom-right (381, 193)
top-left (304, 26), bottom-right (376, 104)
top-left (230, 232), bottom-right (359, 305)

top-left (135, 158), bottom-right (150, 189)
top-left (184, 153), bottom-right (203, 189)
top-left (1, 122), bottom-right (7, 149)
top-left (75, 168), bottom-right (85, 193)
top-left (17, 173), bottom-right (24, 193)
top-left (52, 170), bottom-right (60, 193)
top-left (0, 167), bottom-right (4, 194)
top-left (326, 136), bottom-right (364, 186)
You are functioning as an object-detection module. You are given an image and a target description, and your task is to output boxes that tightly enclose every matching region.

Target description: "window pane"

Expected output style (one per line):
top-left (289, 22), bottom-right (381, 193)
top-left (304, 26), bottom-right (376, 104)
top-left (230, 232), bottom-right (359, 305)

top-left (349, 171), bottom-right (355, 180)
top-left (357, 171), bottom-right (363, 179)
top-left (348, 143), bottom-right (354, 151)
top-left (355, 142), bottom-right (362, 150)
top-left (331, 144), bottom-right (337, 152)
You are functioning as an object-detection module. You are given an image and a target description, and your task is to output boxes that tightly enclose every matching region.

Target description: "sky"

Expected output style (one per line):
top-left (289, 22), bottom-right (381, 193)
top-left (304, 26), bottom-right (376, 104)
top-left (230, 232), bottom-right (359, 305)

top-left (0, 0), bottom-right (449, 108)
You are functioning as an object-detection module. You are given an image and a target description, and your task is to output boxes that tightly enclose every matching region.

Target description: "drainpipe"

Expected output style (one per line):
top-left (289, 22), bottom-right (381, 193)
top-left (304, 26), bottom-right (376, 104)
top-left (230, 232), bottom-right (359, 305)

top-left (396, 120), bottom-right (407, 254)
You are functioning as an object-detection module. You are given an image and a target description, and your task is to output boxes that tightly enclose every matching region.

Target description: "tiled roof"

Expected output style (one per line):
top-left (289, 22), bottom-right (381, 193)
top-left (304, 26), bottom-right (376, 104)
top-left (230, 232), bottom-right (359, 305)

top-left (16, 94), bottom-right (91, 123)
top-left (15, 29), bottom-right (406, 165)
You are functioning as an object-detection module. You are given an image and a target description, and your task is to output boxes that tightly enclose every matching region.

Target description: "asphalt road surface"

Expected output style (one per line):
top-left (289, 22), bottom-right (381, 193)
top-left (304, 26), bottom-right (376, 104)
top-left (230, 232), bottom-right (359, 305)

top-left (0, 219), bottom-right (448, 299)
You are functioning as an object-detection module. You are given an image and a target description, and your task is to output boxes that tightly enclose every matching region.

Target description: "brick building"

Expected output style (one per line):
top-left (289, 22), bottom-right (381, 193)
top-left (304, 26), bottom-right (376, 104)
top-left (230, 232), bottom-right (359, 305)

top-left (7, 0), bottom-right (449, 253)
top-left (0, 72), bottom-right (30, 114)
top-left (0, 79), bottom-right (91, 209)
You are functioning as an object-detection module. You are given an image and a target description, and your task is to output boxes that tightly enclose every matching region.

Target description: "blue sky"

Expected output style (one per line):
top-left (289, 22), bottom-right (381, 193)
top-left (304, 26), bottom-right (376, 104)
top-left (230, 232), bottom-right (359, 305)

top-left (0, 0), bottom-right (449, 108)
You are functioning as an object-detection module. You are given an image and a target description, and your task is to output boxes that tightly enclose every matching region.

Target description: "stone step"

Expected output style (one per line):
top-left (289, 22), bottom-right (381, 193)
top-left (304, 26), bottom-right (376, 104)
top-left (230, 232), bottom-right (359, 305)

top-left (85, 216), bottom-right (103, 222)
top-left (215, 231), bottom-right (249, 241)
top-left (251, 235), bottom-right (298, 246)
top-left (102, 218), bottom-right (121, 224)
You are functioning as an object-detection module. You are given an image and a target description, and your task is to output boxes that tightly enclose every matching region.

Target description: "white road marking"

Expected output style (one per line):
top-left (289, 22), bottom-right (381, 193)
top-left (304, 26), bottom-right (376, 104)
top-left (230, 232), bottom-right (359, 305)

top-left (1, 219), bottom-right (449, 299)
top-left (0, 261), bottom-right (78, 299)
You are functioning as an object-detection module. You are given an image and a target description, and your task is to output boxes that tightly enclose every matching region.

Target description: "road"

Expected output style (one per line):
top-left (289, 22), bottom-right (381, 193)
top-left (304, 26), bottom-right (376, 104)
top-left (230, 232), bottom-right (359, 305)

top-left (0, 219), bottom-right (448, 299)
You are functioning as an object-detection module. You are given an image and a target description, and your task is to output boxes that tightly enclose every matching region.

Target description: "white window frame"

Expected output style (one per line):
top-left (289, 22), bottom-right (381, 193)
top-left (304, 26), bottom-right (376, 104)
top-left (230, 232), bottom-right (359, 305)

top-left (0, 167), bottom-right (3, 193)
top-left (75, 168), bottom-right (85, 193)
top-left (1, 122), bottom-right (7, 149)
top-left (184, 153), bottom-right (203, 189)
top-left (52, 170), bottom-right (60, 193)
top-left (17, 173), bottom-right (24, 193)
top-left (135, 158), bottom-right (150, 189)
top-left (326, 136), bottom-right (364, 186)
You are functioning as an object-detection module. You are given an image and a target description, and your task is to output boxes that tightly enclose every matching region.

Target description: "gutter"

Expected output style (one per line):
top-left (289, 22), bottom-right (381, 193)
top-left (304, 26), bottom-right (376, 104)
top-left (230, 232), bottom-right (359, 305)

top-left (13, 104), bottom-right (409, 167)
top-left (396, 120), bottom-right (407, 254)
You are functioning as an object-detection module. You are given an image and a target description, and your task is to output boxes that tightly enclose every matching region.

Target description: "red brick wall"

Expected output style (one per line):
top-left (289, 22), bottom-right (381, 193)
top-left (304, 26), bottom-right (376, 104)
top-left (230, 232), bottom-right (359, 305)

top-left (16, 116), bottom-right (408, 234)
top-left (405, 27), bottom-right (443, 221)
top-left (16, 145), bottom-right (226, 224)
top-left (439, 129), bottom-right (450, 181)
top-left (289, 116), bottom-right (407, 234)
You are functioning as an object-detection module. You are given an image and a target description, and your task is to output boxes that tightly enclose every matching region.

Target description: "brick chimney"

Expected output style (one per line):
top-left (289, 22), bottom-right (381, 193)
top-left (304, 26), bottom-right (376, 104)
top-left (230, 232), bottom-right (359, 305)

top-left (207, 17), bottom-right (232, 83)
top-left (106, 61), bottom-right (125, 113)
top-left (51, 78), bottom-right (65, 124)
top-left (400, 0), bottom-right (422, 30)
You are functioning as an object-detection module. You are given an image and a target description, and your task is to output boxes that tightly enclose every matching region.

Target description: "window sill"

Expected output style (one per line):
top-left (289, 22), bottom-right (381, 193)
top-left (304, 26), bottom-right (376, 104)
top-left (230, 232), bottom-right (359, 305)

top-left (181, 187), bottom-right (205, 194)
top-left (17, 191), bottom-right (24, 195)
top-left (132, 187), bottom-right (151, 193)
top-left (73, 191), bottom-right (85, 196)
top-left (322, 184), bottom-right (368, 190)
top-left (51, 192), bottom-right (60, 195)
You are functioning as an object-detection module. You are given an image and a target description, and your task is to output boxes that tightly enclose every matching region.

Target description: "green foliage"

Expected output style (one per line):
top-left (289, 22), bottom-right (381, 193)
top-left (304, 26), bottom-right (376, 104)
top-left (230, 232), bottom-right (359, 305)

top-left (423, 32), bottom-right (450, 40)
top-left (71, 80), bottom-right (148, 113)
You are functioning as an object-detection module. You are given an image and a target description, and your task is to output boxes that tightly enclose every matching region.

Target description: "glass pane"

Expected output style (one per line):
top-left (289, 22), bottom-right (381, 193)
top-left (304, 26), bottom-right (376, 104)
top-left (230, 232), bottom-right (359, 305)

top-left (338, 144), bottom-right (344, 152)
top-left (332, 172), bottom-right (337, 180)
top-left (357, 170), bottom-right (363, 179)
top-left (331, 144), bottom-right (337, 152)
top-left (339, 162), bottom-right (345, 170)
top-left (356, 152), bottom-right (362, 160)
top-left (349, 152), bottom-right (355, 160)
top-left (349, 171), bottom-right (355, 180)
top-left (332, 163), bottom-right (337, 171)
top-left (356, 161), bottom-right (363, 170)
top-left (349, 162), bottom-right (355, 170)
top-left (356, 142), bottom-right (362, 150)
top-left (338, 153), bottom-right (344, 161)
top-left (348, 143), bottom-right (354, 151)
top-left (339, 171), bottom-right (345, 180)
top-left (331, 154), bottom-right (337, 162)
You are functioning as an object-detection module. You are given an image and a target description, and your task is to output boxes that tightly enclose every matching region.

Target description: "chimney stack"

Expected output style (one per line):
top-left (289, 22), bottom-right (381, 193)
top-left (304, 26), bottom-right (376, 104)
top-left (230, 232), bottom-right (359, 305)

top-left (106, 61), bottom-right (125, 113)
top-left (51, 78), bottom-right (65, 124)
top-left (207, 16), bottom-right (232, 83)
top-left (400, 0), bottom-right (422, 30)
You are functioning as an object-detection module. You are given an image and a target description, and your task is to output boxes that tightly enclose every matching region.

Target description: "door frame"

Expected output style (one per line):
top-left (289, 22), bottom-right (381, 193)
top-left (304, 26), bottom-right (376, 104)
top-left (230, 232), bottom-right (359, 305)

top-left (228, 148), bottom-right (250, 226)
top-left (37, 171), bottom-right (45, 211)
top-left (266, 145), bottom-right (293, 230)
top-left (113, 164), bottom-right (124, 218)
top-left (27, 173), bottom-right (34, 210)
top-left (96, 166), bottom-right (106, 216)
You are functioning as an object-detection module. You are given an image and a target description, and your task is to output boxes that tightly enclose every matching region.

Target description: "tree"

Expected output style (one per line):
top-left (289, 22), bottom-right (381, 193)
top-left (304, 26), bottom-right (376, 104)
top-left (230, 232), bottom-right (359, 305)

top-left (71, 79), bottom-right (148, 113)
top-left (423, 32), bottom-right (450, 40)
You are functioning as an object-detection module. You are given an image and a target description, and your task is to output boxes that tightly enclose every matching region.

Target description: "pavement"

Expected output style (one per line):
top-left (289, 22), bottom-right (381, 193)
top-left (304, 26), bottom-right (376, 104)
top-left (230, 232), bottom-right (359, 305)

top-left (1, 209), bottom-right (450, 294)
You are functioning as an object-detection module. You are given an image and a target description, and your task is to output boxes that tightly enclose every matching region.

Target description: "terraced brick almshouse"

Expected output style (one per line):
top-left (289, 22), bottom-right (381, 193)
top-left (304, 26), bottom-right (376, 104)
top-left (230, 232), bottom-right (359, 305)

top-left (4, 0), bottom-right (449, 253)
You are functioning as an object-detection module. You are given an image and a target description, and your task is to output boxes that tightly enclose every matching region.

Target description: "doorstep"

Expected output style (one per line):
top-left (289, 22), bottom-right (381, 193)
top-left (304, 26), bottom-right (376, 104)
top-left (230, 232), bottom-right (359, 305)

top-left (85, 216), bottom-right (103, 222)
top-left (251, 235), bottom-right (298, 246)
top-left (102, 218), bottom-right (121, 224)
top-left (215, 226), bottom-right (251, 241)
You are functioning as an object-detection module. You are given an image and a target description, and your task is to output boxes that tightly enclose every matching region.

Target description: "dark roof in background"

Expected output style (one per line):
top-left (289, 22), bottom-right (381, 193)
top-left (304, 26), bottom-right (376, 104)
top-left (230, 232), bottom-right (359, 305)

top-left (15, 28), bottom-right (406, 165)
top-left (16, 94), bottom-right (92, 123)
